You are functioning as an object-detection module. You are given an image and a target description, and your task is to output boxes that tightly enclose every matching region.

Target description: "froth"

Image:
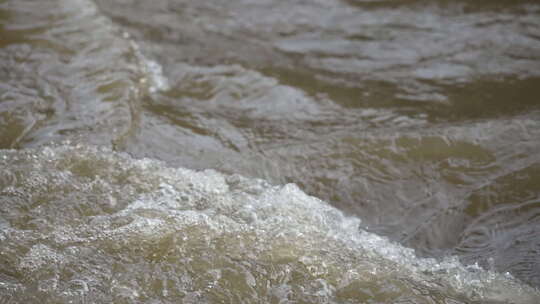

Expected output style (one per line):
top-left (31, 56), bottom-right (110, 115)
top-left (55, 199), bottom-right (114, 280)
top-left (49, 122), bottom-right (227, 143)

top-left (0, 144), bottom-right (538, 303)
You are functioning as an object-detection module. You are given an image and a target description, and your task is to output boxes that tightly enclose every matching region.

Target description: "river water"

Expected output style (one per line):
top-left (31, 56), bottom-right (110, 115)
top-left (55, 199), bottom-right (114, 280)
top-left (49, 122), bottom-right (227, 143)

top-left (1, 0), bottom-right (540, 303)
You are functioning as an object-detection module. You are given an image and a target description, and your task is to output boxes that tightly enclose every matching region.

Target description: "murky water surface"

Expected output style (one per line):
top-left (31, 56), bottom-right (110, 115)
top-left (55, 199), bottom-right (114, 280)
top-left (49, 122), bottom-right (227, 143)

top-left (1, 0), bottom-right (540, 302)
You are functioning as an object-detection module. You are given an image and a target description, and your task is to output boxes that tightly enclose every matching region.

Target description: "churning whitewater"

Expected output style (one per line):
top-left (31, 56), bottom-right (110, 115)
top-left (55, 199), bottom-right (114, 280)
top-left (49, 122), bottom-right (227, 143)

top-left (0, 145), bottom-right (538, 303)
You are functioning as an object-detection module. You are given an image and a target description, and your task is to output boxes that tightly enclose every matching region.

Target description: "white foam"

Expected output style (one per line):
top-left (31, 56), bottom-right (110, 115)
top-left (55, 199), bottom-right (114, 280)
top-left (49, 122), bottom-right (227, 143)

top-left (0, 144), bottom-right (538, 303)
top-left (128, 40), bottom-right (170, 94)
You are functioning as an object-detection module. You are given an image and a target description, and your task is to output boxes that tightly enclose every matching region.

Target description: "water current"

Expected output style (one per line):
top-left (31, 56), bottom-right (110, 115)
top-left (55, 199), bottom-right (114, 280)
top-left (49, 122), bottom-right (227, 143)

top-left (1, 0), bottom-right (540, 303)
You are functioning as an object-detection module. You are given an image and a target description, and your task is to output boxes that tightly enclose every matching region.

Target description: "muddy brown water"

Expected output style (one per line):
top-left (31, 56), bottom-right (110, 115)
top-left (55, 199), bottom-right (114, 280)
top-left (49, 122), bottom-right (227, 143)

top-left (1, 0), bottom-right (540, 302)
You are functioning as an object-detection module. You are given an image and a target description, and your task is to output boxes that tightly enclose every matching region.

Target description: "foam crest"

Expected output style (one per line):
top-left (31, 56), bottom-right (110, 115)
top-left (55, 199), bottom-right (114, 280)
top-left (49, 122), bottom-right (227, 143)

top-left (0, 144), bottom-right (538, 303)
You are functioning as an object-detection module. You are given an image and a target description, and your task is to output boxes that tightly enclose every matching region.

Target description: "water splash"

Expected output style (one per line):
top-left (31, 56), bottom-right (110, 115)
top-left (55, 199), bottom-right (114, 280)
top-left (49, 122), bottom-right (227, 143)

top-left (0, 144), bottom-right (538, 303)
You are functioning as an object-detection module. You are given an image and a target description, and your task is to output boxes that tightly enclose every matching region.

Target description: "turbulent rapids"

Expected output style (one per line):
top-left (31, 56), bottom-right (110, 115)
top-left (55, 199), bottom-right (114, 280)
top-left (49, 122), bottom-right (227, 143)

top-left (0, 144), bottom-right (538, 303)
top-left (1, 0), bottom-right (540, 302)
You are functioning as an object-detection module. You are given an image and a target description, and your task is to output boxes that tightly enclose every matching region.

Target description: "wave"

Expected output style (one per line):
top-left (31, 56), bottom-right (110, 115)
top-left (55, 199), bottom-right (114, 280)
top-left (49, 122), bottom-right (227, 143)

top-left (0, 144), bottom-right (538, 303)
